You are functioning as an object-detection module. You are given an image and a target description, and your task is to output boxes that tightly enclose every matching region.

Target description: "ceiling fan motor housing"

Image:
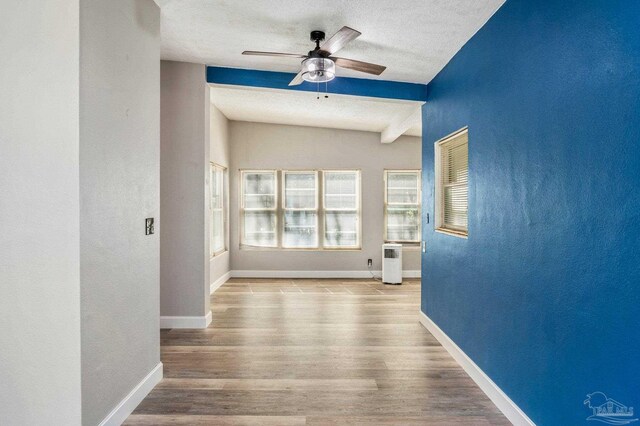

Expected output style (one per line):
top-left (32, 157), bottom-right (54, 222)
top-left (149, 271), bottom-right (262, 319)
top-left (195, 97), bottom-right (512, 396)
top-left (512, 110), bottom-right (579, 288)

top-left (310, 30), bottom-right (325, 43)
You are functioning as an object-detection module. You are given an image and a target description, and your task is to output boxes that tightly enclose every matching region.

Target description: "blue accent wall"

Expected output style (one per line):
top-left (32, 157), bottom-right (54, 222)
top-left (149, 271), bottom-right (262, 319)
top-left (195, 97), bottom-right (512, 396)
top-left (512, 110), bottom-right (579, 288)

top-left (207, 66), bottom-right (427, 102)
top-left (422, 1), bottom-right (640, 424)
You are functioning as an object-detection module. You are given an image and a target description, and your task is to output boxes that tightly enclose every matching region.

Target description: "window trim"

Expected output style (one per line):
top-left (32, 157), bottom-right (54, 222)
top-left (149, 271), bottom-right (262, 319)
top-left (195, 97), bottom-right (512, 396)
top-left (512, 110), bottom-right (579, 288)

top-left (383, 169), bottom-right (422, 245)
top-left (434, 127), bottom-right (469, 239)
top-left (239, 169), bottom-right (362, 251)
top-left (210, 163), bottom-right (228, 257)
top-left (322, 170), bottom-right (362, 250)
top-left (281, 170), bottom-right (320, 249)
top-left (239, 169), bottom-right (279, 249)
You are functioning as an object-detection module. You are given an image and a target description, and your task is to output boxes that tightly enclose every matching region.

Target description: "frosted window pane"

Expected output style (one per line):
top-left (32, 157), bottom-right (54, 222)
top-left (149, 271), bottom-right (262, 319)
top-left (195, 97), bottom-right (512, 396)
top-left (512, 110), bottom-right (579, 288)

top-left (211, 209), bottom-right (224, 252)
top-left (325, 212), bottom-right (358, 247)
top-left (387, 172), bottom-right (419, 204)
top-left (243, 172), bottom-right (276, 208)
top-left (283, 211), bottom-right (317, 248)
top-left (324, 172), bottom-right (357, 209)
top-left (244, 211), bottom-right (276, 246)
top-left (386, 206), bottom-right (420, 242)
top-left (210, 165), bottom-right (225, 254)
top-left (284, 172), bottom-right (316, 209)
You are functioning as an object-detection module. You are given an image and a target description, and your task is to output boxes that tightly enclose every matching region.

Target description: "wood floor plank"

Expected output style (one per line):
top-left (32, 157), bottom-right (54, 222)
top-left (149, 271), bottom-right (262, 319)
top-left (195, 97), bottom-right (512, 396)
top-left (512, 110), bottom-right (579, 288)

top-left (129, 278), bottom-right (508, 424)
top-left (124, 414), bottom-right (306, 425)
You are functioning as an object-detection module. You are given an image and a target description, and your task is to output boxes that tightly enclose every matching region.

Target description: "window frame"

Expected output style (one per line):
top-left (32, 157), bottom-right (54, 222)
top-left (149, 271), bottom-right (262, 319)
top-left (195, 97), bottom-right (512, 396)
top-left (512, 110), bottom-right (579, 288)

top-left (434, 127), bottom-right (469, 238)
top-left (281, 170), bottom-right (320, 249)
top-left (239, 169), bottom-right (279, 249)
top-left (383, 169), bottom-right (422, 245)
top-left (322, 170), bottom-right (362, 250)
top-left (239, 169), bottom-right (362, 251)
top-left (210, 163), bottom-right (227, 257)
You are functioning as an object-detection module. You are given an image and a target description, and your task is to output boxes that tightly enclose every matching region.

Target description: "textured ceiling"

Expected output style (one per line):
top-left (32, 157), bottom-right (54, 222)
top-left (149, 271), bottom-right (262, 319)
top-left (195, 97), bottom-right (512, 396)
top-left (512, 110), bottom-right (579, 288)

top-left (159, 0), bottom-right (505, 84)
top-left (210, 85), bottom-right (422, 138)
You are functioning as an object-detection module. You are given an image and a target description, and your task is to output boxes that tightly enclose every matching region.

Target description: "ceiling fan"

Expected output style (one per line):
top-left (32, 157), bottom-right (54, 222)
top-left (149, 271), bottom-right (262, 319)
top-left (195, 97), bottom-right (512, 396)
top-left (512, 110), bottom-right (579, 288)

top-left (242, 26), bottom-right (386, 86)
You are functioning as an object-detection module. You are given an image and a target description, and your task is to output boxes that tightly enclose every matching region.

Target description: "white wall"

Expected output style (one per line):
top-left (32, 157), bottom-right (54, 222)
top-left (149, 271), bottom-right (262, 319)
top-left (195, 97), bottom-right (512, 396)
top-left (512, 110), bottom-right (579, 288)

top-left (229, 121), bottom-right (422, 274)
top-left (79, 1), bottom-right (161, 424)
top-left (0, 1), bottom-right (82, 424)
top-left (160, 61), bottom-right (211, 319)
top-left (209, 105), bottom-right (231, 289)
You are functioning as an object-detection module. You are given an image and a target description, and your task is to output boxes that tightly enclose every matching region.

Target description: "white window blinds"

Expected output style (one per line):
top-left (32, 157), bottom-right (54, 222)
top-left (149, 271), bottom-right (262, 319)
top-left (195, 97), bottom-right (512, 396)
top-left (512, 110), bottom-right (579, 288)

top-left (436, 129), bottom-right (468, 236)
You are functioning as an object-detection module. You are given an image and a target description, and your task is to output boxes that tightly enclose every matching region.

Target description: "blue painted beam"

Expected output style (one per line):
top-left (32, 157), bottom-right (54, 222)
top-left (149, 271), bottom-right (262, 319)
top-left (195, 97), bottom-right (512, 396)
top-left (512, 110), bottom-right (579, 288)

top-left (206, 66), bottom-right (427, 102)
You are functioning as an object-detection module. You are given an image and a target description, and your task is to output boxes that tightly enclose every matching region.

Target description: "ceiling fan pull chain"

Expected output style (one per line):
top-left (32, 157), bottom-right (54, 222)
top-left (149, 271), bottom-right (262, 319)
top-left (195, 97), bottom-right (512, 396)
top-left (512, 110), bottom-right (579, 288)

top-left (316, 81), bottom-right (320, 100)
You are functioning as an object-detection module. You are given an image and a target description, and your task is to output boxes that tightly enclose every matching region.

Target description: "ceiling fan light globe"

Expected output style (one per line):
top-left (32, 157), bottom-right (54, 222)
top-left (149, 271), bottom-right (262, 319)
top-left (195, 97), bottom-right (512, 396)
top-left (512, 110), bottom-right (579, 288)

top-left (301, 58), bottom-right (335, 83)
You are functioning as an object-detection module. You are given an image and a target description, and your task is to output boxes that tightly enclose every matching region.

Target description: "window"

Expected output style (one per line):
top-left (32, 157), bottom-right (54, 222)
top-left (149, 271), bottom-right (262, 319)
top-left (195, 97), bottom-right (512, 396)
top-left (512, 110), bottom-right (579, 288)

top-left (240, 170), bottom-right (361, 250)
top-left (241, 170), bottom-right (278, 248)
top-left (384, 170), bottom-right (421, 243)
top-left (324, 171), bottom-right (360, 248)
top-left (210, 163), bottom-right (226, 256)
top-left (435, 128), bottom-right (468, 237)
top-left (283, 171), bottom-right (318, 248)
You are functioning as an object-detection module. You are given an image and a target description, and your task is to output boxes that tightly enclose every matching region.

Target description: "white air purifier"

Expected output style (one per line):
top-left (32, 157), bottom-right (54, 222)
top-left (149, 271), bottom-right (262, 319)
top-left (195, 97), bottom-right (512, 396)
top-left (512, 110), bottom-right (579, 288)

top-left (382, 243), bottom-right (402, 285)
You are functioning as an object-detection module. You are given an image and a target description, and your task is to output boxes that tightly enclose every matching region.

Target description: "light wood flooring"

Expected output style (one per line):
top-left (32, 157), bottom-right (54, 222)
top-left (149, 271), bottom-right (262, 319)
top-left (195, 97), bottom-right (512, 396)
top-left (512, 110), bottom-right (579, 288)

top-left (125, 278), bottom-right (509, 425)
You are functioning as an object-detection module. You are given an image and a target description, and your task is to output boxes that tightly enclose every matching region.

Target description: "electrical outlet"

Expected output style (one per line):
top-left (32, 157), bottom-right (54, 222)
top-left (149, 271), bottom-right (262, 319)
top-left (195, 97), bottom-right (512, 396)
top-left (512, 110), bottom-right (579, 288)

top-left (367, 259), bottom-right (372, 268)
top-left (422, 241), bottom-right (426, 253)
top-left (145, 218), bottom-right (154, 235)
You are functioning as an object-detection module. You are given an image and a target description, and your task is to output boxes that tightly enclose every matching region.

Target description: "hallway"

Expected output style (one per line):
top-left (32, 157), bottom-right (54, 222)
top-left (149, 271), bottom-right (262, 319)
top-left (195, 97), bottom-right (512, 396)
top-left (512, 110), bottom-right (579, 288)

top-left (125, 279), bottom-right (508, 425)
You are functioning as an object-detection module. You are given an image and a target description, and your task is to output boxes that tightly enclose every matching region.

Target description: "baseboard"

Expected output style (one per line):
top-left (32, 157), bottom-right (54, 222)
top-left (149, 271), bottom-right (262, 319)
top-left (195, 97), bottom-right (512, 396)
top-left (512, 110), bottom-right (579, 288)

top-left (418, 312), bottom-right (535, 426)
top-left (160, 311), bottom-right (212, 329)
top-left (210, 271), bottom-right (232, 294)
top-left (98, 362), bottom-right (163, 426)
top-left (231, 270), bottom-right (421, 279)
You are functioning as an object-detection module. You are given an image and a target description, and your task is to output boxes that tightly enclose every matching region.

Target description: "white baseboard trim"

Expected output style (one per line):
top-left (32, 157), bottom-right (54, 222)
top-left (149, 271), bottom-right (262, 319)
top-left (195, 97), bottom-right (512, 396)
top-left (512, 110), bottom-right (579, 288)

top-left (98, 362), bottom-right (163, 426)
top-left (418, 312), bottom-right (535, 426)
top-left (160, 311), bottom-right (212, 329)
top-left (210, 271), bottom-right (232, 294)
top-left (230, 270), bottom-right (421, 279)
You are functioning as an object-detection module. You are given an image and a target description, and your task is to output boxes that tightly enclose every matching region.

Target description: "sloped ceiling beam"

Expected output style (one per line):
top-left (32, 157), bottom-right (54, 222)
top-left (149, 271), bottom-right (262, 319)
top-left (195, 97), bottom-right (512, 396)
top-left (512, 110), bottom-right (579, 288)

top-left (380, 104), bottom-right (423, 143)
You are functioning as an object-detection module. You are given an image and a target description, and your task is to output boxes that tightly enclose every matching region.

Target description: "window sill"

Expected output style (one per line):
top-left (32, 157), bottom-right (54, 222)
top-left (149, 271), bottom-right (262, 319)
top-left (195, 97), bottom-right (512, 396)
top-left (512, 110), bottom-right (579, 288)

top-left (210, 249), bottom-right (229, 259)
top-left (435, 228), bottom-right (468, 239)
top-left (240, 246), bottom-right (362, 252)
top-left (384, 242), bottom-right (421, 249)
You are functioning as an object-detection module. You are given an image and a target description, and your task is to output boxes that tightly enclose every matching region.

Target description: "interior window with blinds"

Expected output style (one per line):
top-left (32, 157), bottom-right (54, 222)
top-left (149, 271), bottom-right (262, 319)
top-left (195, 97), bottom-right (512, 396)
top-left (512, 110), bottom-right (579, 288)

top-left (282, 171), bottom-right (318, 248)
top-left (324, 171), bottom-right (360, 248)
top-left (210, 163), bottom-right (226, 255)
top-left (241, 171), bottom-right (278, 247)
top-left (384, 170), bottom-right (421, 243)
top-left (435, 128), bottom-right (468, 236)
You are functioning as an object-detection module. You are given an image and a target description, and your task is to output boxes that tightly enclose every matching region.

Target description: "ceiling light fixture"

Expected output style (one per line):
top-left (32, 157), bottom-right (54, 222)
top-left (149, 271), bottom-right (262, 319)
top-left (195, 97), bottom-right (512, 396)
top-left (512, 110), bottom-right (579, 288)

top-left (301, 57), bottom-right (335, 83)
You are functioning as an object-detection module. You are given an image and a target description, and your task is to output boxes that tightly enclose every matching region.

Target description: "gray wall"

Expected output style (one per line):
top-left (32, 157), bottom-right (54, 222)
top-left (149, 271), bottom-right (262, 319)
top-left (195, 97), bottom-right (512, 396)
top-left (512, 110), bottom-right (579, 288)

top-left (0, 1), bottom-right (82, 424)
top-left (79, 1), bottom-right (160, 424)
top-left (229, 122), bottom-right (422, 273)
top-left (209, 105), bottom-right (231, 286)
top-left (161, 61), bottom-right (211, 317)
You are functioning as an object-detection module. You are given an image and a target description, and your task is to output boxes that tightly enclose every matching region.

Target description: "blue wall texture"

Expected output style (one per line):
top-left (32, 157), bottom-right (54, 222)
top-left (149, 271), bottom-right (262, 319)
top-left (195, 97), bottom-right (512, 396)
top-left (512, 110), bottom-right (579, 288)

top-left (422, 1), bottom-right (640, 424)
top-left (207, 67), bottom-right (427, 101)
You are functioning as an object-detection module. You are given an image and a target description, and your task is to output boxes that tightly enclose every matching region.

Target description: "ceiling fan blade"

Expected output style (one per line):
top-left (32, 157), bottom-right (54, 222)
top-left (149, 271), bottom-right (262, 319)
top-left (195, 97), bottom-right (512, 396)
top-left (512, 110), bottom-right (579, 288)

top-left (288, 71), bottom-right (304, 86)
top-left (242, 51), bottom-right (307, 59)
top-left (319, 26), bottom-right (361, 55)
top-left (332, 57), bottom-right (386, 75)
